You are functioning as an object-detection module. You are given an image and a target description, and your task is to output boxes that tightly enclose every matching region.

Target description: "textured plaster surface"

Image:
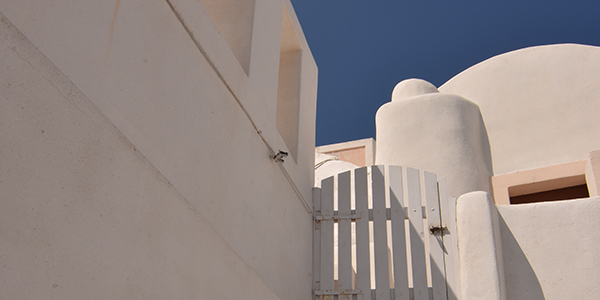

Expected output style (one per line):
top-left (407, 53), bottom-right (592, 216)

top-left (376, 79), bottom-right (493, 199)
top-left (0, 13), bottom-right (280, 298)
top-left (497, 197), bottom-right (600, 300)
top-left (440, 44), bottom-right (600, 176)
top-left (456, 192), bottom-right (506, 300)
top-left (0, 1), bottom-right (317, 299)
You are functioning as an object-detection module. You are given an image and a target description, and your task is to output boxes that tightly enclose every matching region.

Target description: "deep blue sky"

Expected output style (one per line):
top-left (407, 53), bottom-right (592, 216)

top-left (290, 1), bottom-right (600, 146)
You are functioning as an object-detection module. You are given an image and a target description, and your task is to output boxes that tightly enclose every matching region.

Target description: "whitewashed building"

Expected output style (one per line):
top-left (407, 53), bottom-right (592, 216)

top-left (1, 0), bottom-right (599, 299)
top-left (316, 44), bottom-right (600, 300)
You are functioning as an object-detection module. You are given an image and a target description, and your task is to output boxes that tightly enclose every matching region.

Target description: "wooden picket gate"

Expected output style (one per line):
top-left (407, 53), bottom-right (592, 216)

top-left (312, 166), bottom-right (460, 300)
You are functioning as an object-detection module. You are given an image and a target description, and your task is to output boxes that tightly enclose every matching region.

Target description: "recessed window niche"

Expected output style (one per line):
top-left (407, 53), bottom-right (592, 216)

top-left (199, 0), bottom-right (255, 74)
top-left (492, 160), bottom-right (592, 205)
top-left (276, 5), bottom-right (302, 162)
top-left (508, 175), bottom-right (589, 204)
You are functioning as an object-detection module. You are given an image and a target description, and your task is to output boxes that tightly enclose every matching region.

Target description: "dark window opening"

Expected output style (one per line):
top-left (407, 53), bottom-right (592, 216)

top-left (510, 184), bottom-right (589, 204)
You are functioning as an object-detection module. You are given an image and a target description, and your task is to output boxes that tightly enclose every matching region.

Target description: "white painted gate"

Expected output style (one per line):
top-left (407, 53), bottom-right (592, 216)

top-left (312, 166), bottom-right (460, 300)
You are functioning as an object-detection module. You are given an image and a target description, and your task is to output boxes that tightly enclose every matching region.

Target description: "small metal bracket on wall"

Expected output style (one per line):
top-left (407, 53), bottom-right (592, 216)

top-left (272, 150), bottom-right (288, 163)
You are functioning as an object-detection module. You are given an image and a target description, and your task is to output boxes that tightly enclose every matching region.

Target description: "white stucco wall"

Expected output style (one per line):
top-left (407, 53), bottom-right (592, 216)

top-left (440, 44), bottom-right (600, 176)
top-left (375, 79), bottom-right (493, 199)
top-left (0, 0), bottom-right (317, 299)
top-left (457, 192), bottom-right (600, 300)
top-left (497, 197), bottom-right (600, 300)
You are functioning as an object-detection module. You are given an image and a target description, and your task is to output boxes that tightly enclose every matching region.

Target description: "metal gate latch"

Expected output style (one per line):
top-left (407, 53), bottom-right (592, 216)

top-left (429, 225), bottom-right (448, 235)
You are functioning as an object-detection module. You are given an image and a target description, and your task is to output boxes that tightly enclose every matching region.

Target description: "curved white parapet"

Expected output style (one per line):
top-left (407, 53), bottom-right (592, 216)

top-left (375, 79), bottom-right (493, 199)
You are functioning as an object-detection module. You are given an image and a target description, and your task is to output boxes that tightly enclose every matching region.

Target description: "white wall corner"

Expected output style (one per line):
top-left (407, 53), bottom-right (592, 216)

top-left (456, 191), bottom-right (506, 300)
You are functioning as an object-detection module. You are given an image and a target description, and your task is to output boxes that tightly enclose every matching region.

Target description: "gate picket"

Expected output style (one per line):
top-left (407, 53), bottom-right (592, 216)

top-left (407, 168), bottom-right (428, 300)
top-left (424, 172), bottom-right (448, 300)
top-left (313, 187), bottom-right (322, 295)
top-left (372, 166), bottom-right (390, 300)
top-left (320, 176), bottom-right (335, 291)
top-left (355, 167), bottom-right (372, 300)
top-left (389, 166), bottom-right (409, 300)
top-left (338, 171), bottom-right (353, 293)
top-left (439, 177), bottom-right (460, 300)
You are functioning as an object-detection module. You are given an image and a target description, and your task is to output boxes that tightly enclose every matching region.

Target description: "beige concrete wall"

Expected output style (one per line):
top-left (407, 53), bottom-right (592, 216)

top-left (457, 192), bottom-right (600, 300)
top-left (497, 197), bottom-right (600, 300)
top-left (0, 15), bottom-right (278, 298)
top-left (440, 44), bottom-right (600, 177)
top-left (0, 0), bottom-right (317, 298)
